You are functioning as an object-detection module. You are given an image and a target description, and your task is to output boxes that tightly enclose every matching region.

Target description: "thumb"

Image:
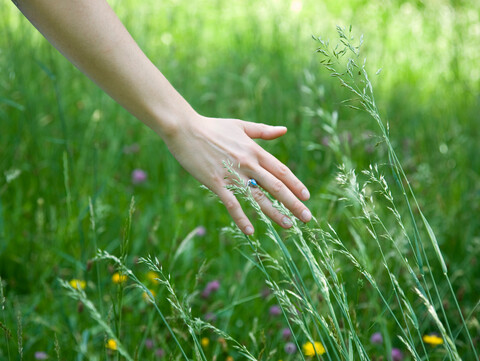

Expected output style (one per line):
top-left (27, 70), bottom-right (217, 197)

top-left (242, 121), bottom-right (287, 140)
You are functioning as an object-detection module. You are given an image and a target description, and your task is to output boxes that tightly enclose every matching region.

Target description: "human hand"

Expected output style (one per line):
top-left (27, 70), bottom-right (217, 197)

top-left (164, 114), bottom-right (311, 235)
top-left (15, 0), bottom-right (310, 235)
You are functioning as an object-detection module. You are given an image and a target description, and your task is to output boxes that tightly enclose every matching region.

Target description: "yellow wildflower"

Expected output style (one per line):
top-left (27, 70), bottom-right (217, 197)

top-left (69, 279), bottom-right (86, 290)
top-left (112, 272), bottom-right (127, 284)
top-left (423, 334), bottom-right (443, 346)
top-left (226, 356), bottom-right (234, 361)
top-left (142, 289), bottom-right (156, 301)
top-left (302, 341), bottom-right (325, 357)
top-left (106, 338), bottom-right (117, 350)
top-left (146, 271), bottom-right (160, 284)
top-left (201, 337), bottom-right (210, 348)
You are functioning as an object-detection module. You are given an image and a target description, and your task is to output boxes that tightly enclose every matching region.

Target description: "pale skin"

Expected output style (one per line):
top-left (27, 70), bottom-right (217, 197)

top-left (15, 0), bottom-right (312, 235)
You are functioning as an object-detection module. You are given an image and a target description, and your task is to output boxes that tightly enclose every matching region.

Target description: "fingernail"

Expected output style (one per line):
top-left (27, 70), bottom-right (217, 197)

top-left (282, 217), bottom-right (293, 228)
top-left (301, 188), bottom-right (310, 200)
top-left (245, 226), bottom-right (254, 235)
top-left (301, 209), bottom-right (312, 222)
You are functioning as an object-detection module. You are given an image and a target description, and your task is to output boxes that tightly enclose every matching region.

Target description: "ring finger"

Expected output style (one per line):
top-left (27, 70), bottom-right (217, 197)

top-left (246, 180), bottom-right (294, 228)
top-left (248, 170), bottom-right (312, 223)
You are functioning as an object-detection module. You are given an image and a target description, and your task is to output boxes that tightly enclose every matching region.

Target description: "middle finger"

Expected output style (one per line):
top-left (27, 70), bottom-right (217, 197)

top-left (247, 182), bottom-right (294, 228)
top-left (248, 170), bottom-right (312, 223)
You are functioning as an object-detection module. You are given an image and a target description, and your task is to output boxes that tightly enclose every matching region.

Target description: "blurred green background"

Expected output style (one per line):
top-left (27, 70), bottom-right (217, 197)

top-left (1, 0), bottom-right (479, 359)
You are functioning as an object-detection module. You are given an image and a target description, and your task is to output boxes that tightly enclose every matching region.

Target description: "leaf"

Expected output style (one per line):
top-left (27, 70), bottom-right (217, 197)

top-left (0, 97), bottom-right (25, 111)
top-left (420, 211), bottom-right (447, 274)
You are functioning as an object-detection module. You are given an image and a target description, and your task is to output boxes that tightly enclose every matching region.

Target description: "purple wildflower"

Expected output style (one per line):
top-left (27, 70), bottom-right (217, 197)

top-left (145, 338), bottom-right (154, 349)
top-left (269, 305), bottom-right (281, 316)
top-left (284, 342), bottom-right (297, 354)
top-left (281, 327), bottom-right (292, 340)
top-left (391, 348), bottom-right (404, 361)
top-left (34, 352), bottom-right (48, 360)
top-left (202, 280), bottom-right (220, 298)
top-left (131, 169), bottom-right (147, 185)
top-left (195, 226), bottom-right (206, 237)
top-left (207, 280), bottom-right (220, 291)
top-left (370, 332), bottom-right (383, 345)
top-left (155, 348), bottom-right (165, 357)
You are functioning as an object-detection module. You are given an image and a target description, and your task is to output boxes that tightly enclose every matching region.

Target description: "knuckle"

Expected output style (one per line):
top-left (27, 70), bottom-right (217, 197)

top-left (233, 214), bottom-right (250, 229)
top-left (277, 164), bottom-right (290, 178)
top-left (272, 180), bottom-right (284, 193)
top-left (246, 142), bottom-right (260, 156)
top-left (239, 218), bottom-right (249, 228)
top-left (292, 202), bottom-right (305, 216)
top-left (225, 200), bottom-right (237, 212)
top-left (235, 154), bottom-right (252, 169)
top-left (259, 124), bottom-right (268, 138)
top-left (292, 180), bottom-right (303, 193)
top-left (211, 174), bottom-right (224, 186)
top-left (252, 188), bottom-right (265, 201)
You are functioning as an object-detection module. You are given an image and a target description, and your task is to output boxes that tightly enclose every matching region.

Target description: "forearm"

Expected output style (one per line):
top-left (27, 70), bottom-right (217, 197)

top-left (14, 0), bottom-right (312, 234)
top-left (15, 0), bottom-right (196, 138)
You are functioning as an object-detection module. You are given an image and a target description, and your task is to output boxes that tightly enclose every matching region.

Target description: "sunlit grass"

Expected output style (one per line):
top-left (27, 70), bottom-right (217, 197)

top-left (1, 0), bottom-right (479, 359)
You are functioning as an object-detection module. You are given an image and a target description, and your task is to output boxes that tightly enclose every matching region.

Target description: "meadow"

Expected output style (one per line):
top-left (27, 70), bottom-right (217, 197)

top-left (1, 0), bottom-right (479, 359)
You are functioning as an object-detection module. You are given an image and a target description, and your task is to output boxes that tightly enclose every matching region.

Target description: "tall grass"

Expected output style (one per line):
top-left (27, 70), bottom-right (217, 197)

top-left (314, 26), bottom-right (477, 359)
top-left (55, 29), bottom-right (478, 355)
top-left (1, 0), bottom-right (479, 359)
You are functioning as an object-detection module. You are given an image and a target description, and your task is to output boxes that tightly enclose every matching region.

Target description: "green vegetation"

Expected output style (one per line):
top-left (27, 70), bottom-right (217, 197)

top-left (1, 0), bottom-right (479, 359)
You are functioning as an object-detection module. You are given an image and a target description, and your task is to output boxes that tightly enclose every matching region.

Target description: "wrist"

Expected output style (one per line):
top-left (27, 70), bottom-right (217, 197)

top-left (143, 88), bottom-right (200, 140)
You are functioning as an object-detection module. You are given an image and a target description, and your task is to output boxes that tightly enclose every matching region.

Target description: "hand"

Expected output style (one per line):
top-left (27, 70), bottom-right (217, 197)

top-left (15, 0), bottom-right (311, 235)
top-left (164, 114), bottom-right (312, 235)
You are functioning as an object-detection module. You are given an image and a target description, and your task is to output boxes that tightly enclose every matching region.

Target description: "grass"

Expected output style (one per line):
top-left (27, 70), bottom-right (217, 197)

top-left (1, 0), bottom-right (479, 359)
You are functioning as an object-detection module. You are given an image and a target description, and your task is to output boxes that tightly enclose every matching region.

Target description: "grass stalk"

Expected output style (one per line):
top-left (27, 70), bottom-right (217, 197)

top-left (0, 277), bottom-right (12, 360)
top-left (314, 25), bottom-right (477, 360)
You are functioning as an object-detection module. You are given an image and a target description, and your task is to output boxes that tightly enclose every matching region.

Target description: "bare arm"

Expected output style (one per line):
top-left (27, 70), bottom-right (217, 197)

top-left (15, 0), bottom-right (190, 137)
top-left (15, 0), bottom-right (311, 234)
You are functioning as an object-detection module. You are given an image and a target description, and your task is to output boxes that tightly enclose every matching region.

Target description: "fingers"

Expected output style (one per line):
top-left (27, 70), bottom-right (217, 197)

top-left (249, 186), bottom-right (294, 228)
top-left (258, 151), bottom-right (310, 202)
top-left (240, 120), bottom-right (309, 201)
top-left (243, 121), bottom-right (287, 140)
top-left (252, 170), bottom-right (312, 223)
top-left (217, 187), bottom-right (254, 235)
top-left (214, 119), bottom-right (311, 233)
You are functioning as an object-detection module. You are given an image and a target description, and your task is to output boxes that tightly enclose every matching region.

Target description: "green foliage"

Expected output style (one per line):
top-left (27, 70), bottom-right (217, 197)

top-left (1, 0), bottom-right (479, 359)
